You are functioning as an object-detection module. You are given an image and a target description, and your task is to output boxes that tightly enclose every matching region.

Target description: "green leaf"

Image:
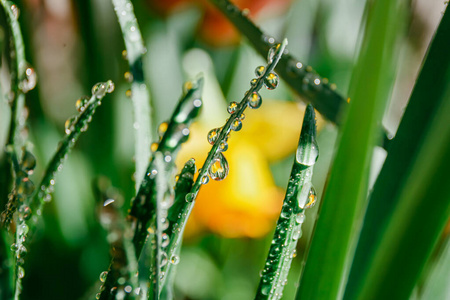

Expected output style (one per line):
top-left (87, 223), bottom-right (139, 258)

top-left (255, 104), bottom-right (318, 299)
top-left (295, 0), bottom-right (407, 298)
top-left (344, 7), bottom-right (450, 299)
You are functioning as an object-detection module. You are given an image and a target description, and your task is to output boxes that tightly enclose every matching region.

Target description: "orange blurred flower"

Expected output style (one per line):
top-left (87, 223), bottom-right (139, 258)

top-left (178, 100), bottom-right (324, 238)
top-left (146, 0), bottom-right (293, 46)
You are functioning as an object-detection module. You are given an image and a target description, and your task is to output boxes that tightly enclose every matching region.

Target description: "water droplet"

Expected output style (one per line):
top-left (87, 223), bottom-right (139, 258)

top-left (250, 78), bottom-right (258, 86)
top-left (207, 128), bottom-right (220, 145)
top-left (161, 233), bottom-right (169, 247)
top-left (124, 71), bottom-right (133, 82)
top-left (218, 141), bottom-right (228, 152)
top-left (231, 118), bottom-right (242, 131)
top-left (124, 285), bottom-right (132, 293)
top-left (92, 82), bottom-right (107, 99)
top-left (267, 44), bottom-right (280, 63)
top-left (201, 175), bottom-right (209, 185)
top-left (17, 177), bottom-right (34, 195)
top-left (158, 122), bottom-right (168, 138)
top-left (17, 245), bottom-right (27, 258)
top-left (151, 142), bottom-right (158, 152)
top-left (18, 266), bottom-right (25, 279)
top-left (185, 193), bottom-right (195, 202)
top-left (19, 205), bottom-right (31, 220)
top-left (75, 96), bottom-right (89, 113)
top-left (261, 285), bottom-right (271, 295)
top-left (125, 89), bottom-right (132, 97)
top-left (208, 153), bottom-right (229, 181)
top-left (248, 92), bottom-right (262, 109)
top-left (170, 255), bottom-right (179, 265)
top-left (238, 113), bottom-right (245, 120)
top-left (20, 66), bottom-right (37, 93)
top-left (292, 229), bottom-right (302, 241)
top-left (296, 213), bottom-right (305, 224)
top-left (305, 186), bottom-right (317, 209)
top-left (255, 65), bottom-right (265, 77)
top-left (227, 102), bottom-right (238, 114)
top-left (21, 150), bottom-right (36, 173)
top-left (264, 73), bottom-right (279, 90)
top-left (11, 4), bottom-right (19, 19)
top-left (122, 50), bottom-right (128, 59)
top-left (160, 252), bottom-right (168, 266)
top-left (100, 271), bottom-right (108, 283)
top-left (64, 116), bottom-right (76, 135)
top-left (10, 243), bottom-right (18, 252)
top-left (296, 137), bottom-right (319, 166)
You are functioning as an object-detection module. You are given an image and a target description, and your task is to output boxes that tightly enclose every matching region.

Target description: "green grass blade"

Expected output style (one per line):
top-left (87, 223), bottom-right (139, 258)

top-left (209, 0), bottom-right (345, 124)
top-left (111, 0), bottom-right (153, 191)
top-left (344, 7), bottom-right (450, 299)
top-left (99, 78), bottom-right (203, 298)
top-left (255, 104), bottom-right (318, 299)
top-left (295, 0), bottom-right (406, 298)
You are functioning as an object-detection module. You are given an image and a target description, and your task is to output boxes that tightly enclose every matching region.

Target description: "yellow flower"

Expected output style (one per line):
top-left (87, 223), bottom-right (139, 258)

top-left (177, 99), bottom-right (323, 238)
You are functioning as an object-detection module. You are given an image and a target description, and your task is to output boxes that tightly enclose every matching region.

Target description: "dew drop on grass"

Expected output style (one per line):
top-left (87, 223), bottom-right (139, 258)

top-left (227, 101), bottom-right (238, 114)
top-left (17, 177), bottom-right (34, 195)
top-left (160, 252), bottom-right (168, 267)
top-left (296, 213), bottom-right (305, 224)
top-left (218, 141), bottom-right (228, 152)
top-left (248, 92), bottom-right (262, 109)
top-left (124, 71), bottom-right (133, 82)
top-left (208, 153), bottom-right (229, 181)
top-left (20, 66), bottom-right (37, 93)
top-left (151, 142), bottom-right (158, 152)
top-left (64, 116), bottom-right (76, 135)
top-left (11, 4), bottom-right (19, 19)
top-left (75, 97), bottom-right (89, 112)
top-left (292, 229), bottom-right (302, 241)
top-left (100, 271), bottom-right (108, 282)
top-left (18, 266), bottom-right (25, 279)
top-left (231, 118), bottom-right (242, 131)
top-left (17, 245), bottom-right (27, 258)
top-left (207, 128), bottom-right (220, 145)
top-left (21, 150), bottom-right (36, 173)
top-left (18, 205), bottom-right (31, 220)
top-left (10, 243), bottom-right (18, 252)
top-left (296, 136), bottom-right (319, 166)
top-left (161, 233), bottom-right (169, 247)
top-left (264, 73), bottom-right (279, 90)
top-left (170, 255), bottom-right (179, 265)
top-left (250, 78), bottom-right (258, 86)
top-left (255, 65), bottom-right (265, 77)
top-left (305, 186), bottom-right (317, 209)
top-left (201, 175), bottom-right (209, 185)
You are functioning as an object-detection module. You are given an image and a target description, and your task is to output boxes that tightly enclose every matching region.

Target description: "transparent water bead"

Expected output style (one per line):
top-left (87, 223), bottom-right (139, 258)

top-left (207, 128), bottom-right (220, 145)
top-left (255, 66), bottom-right (265, 77)
top-left (218, 141), bottom-right (228, 152)
top-left (296, 136), bottom-right (319, 166)
top-left (208, 153), bottom-right (229, 181)
top-left (18, 266), bottom-right (25, 279)
top-left (264, 73), bottom-right (279, 90)
top-left (297, 183), bottom-right (317, 210)
top-left (124, 71), bottom-right (133, 82)
top-left (296, 213), bottom-right (305, 224)
top-left (75, 97), bottom-right (89, 112)
top-left (248, 92), bottom-right (262, 109)
top-left (227, 102), bottom-right (239, 114)
top-left (92, 80), bottom-right (115, 99)
top-left (21, 150), bottom-right (36, 173)
top-left (161, 233), bottom-right (169, 247)
top-left (17, 177), bottom-right (34, 195)
top-left (11, 4), bottom-right (19, 19)
top-left (231, 118), bottom-right (242, 131)
top-left (201, 175), bottom-right (210, 185)
top-left (64, 116), bottom-right (76, 135)
top-left (267, 43), bottom-right (280, 63)
top-left (18, 205), bottom-right (31, 220)
top-left (250, 78), bottom-right (258, 86)
top-left (21, 66), bottom-right (37, 93)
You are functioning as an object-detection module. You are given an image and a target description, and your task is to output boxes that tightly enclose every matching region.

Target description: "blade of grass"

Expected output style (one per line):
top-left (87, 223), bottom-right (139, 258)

top-left (209, 0), bottom-right (345, 124)
top-left (111, 0), bottom-right (153, 191)
top-left (344, 7), bottom-right (450, 299)
top-left (295, 0), bottom-right (407, 298)
top-left (255, 104), bottom-right (318, 299)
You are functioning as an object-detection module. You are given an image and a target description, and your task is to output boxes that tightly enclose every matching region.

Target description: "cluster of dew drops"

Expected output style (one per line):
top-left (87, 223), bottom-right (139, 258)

top-left (192, 45), bottom-right (281, 194)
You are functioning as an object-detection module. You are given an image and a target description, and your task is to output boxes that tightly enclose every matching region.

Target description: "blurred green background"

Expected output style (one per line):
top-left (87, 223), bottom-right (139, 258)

top-left (0, 0), bottom-right (444, 299)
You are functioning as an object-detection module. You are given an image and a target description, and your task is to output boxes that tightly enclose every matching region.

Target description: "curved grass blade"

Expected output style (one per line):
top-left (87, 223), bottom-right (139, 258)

top-left (111, 0), bottom-right (153, 190)
top-left (295, 0), bottom-right (407, 298)
top-left (209, 0), bottom-right (345, 125)
top-left (255, 104), bottom-right (318, 299)
top-left (344, 7), bottom-right (450, 299)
